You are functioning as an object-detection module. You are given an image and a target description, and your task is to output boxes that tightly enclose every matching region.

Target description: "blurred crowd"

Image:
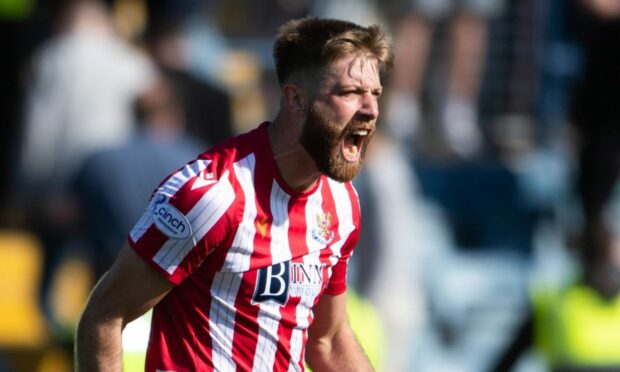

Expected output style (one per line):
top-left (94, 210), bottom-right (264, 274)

top-left (1, 0), bottom-right (620, 371)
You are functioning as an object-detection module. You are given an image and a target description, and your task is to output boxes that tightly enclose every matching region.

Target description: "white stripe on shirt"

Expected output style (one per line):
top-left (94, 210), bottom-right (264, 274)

top-left (252, 181), bottom-right (291, 372)
top-left (153, 170), bottom-right (234, 274)
top-left (129, 159), bottom-right (210, 242)
top-left (210, 154), bottom-right (257, 371)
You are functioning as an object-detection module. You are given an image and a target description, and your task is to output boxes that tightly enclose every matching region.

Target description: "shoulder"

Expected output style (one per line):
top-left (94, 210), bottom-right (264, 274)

top-left (152, 125), bottom-right (267, 201)
top-left (326, 179), bottom-right (361, 213)
top-left (196, 123), bottom-right (268, 176)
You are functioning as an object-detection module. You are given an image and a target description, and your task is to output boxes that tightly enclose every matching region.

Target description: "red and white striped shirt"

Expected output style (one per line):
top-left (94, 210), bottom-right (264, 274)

top-left (128, 122), bottom-right (361, 372)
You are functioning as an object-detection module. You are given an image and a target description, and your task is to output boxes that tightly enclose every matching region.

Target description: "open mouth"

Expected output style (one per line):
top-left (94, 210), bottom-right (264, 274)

top-left (342, 128), bottom-right (370, 162)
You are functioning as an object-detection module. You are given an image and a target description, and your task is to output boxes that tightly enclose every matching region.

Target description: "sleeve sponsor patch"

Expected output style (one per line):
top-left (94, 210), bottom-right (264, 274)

top-left (152, 195), bottom-right (192, 239)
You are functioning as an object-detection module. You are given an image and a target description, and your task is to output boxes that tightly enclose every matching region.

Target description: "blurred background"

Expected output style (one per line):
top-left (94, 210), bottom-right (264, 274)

top-left (2, 0), bottom-right (620, 371)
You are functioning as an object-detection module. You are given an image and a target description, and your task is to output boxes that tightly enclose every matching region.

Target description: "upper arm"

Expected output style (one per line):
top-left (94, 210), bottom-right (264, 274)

top-left (82, 241), bottom-right (175, 326)
top-left (128, 158), bottom-right (236, 284)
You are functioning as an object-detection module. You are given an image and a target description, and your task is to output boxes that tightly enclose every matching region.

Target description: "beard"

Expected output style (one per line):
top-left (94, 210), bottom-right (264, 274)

top-left (299, 104), bottom-right (374, 182)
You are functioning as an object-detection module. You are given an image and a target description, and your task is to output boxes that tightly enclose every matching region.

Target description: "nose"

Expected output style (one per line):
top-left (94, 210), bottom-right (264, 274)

top-left (359, 93), bottom-right (379, 121)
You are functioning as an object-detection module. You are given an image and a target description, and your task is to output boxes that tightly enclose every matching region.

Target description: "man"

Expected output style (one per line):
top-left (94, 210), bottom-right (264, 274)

top-left (76, 17), bottom-right (393, 371)
top-left (385, 0), bottom-right (505, 158)
top-left (73, 76), bottom-right (205, 282)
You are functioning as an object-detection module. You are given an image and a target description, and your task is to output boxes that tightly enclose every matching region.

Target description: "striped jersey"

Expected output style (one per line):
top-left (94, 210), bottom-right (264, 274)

top-left (128, 122), bottom-right (361, 372)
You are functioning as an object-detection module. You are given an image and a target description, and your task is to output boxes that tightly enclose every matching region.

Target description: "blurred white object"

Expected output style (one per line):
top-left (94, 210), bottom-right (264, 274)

top-left (362, 136), bottom-right (453, 372)
top-left (386, 91), bottom-right (421, 142)
top-left (440, 96), bottom-right (483, 158)
top-left (414, 249), bottom-right (531, 372)
top-left (19, 1), bottom-right (156, 193)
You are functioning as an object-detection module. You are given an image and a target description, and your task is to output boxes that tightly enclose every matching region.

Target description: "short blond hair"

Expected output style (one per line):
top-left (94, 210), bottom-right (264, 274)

top-left (273, 17), bottom-right (393, 86)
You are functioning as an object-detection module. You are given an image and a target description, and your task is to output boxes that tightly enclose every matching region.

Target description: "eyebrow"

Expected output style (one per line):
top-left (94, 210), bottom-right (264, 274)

top-left (335, 83), bottom-right (382, 93)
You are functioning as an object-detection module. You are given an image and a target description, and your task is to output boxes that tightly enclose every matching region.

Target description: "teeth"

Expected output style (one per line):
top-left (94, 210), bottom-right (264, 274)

top-left (353, 130), bottom-right (368, 136)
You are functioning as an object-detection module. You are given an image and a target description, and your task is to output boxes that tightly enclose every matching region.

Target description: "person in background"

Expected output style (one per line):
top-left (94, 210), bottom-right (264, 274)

top-left (385, 0), bottom-right (505, 158)
top-left (17, 0), bottom-right (155, 198)
top-left (491, 245), bottom-right (620, 372)
top-left (143, 3), bottom-right (234, 145)
top-left (73, 76), bottom-right (205, 281)
top-left (492, 4), bottom-right (620, 369)
top-left (569, 0), bottom-right (620, 278)
top-left (14, 0), bottom-right (155, 324)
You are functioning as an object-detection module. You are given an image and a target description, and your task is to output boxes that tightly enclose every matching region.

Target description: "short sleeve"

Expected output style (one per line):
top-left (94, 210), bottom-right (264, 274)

top-left (324, 227), bottom-right (360, 296)
top-left (128, 158), bottom-right (236, 284)
top-left (323, 181), bottom-right (361, 296)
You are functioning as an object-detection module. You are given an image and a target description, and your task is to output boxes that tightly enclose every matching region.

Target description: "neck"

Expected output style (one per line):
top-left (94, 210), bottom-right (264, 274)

top-left (268, 113), bottom-right (322, 192)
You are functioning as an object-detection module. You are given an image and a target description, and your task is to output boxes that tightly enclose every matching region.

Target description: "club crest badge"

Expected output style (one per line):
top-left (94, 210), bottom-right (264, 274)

top-left (312, 211), bottom-right (334, 245)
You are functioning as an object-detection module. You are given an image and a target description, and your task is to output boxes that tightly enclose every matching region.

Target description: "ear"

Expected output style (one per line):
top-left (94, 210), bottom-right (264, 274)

top-left (282, 83), bottom-right (306, 114)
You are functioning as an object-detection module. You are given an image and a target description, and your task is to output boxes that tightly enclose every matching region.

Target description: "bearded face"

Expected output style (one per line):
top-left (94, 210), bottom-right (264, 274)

top-left (300, 103), bottom-right (374, 182)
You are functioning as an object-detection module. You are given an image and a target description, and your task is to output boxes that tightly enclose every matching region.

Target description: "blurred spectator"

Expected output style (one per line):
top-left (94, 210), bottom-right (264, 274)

top-left (143, 7), bottom-right (234, 145)
top-left (16, 0), bottom-right (155, 198)
top-left (492, 243), bottom-right (620, 372)
top-left (488, 0), bottom-right (620, 358)
top-left (13, 0), bottom-right (155, 323)
top-left (73, 76), bottom-right (205, 280)
top-left (568, 0), bottom-right (620, 270)
top-left (351, 133), bottom-right (436, 371)
top-left (385, 0), bottom-right (506, 158)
